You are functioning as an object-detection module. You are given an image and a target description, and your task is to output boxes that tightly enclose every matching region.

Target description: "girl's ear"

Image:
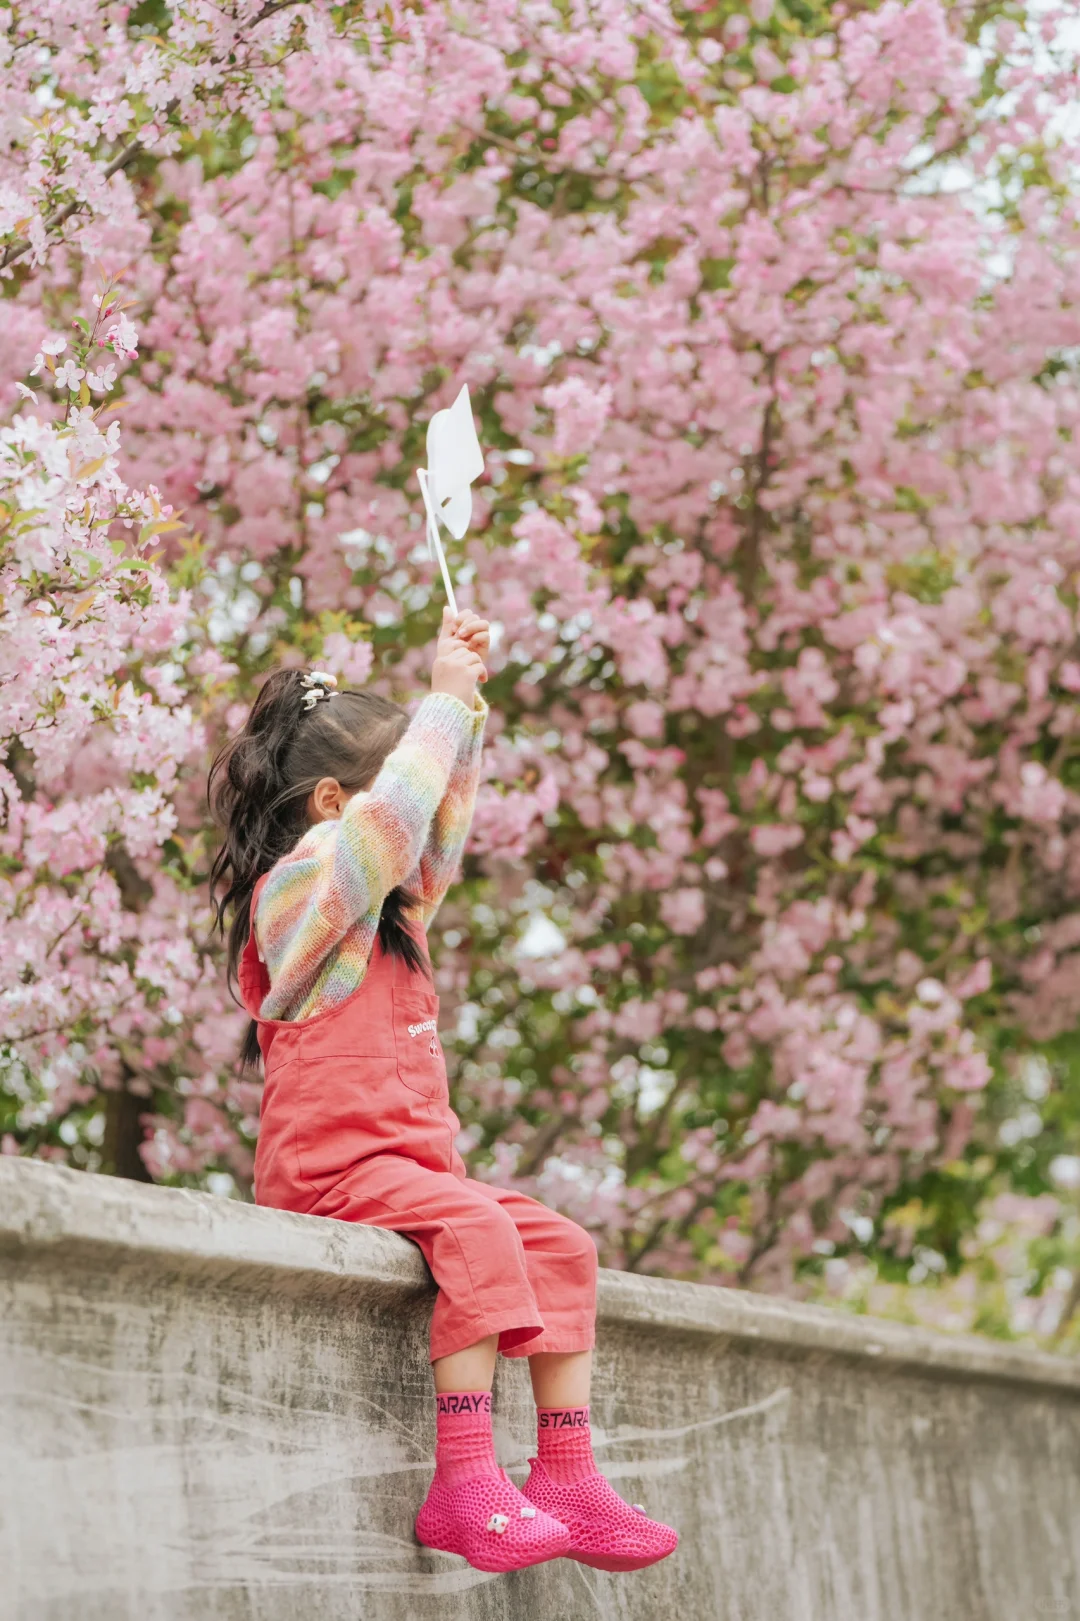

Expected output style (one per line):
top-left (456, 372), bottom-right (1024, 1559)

top-left (308, 777), bottom-right (350, 823)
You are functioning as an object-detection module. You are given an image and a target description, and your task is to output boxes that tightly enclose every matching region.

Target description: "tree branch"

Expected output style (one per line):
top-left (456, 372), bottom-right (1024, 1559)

top-left (0, 114), bottom-right (171, 272)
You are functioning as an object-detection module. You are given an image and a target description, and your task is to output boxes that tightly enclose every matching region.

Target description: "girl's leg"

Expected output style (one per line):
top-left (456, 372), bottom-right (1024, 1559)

top-left (433, 1333), bottom-right (499, 1394)
top-left (430, 1334), bottom-right (500, 1484)
top-left (417, 1361), bottom-right (572, 1575)
top-left (428, 1334), bottom-right (501, 1490)
top-left (529, 1350), bottom-right (597, 1486)
top-left (484, 1192), bottom-right (678, 1574)
top-left (523, 1357), bottom-right (679, 1571)
top-left (528, 1348), bottom-right (592, 1408)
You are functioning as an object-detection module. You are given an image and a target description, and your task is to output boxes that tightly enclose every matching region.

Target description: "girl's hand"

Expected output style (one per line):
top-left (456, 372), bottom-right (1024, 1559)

top-left (454, 610), bottom-right (490, 665)
top-left (431, 639), bottom-right (486, 707)
top-left (437, 607), bottom-right (490, 679)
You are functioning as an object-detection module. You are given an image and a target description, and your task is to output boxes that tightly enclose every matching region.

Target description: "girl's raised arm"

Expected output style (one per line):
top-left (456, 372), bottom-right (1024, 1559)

top-left (405, 695), bottom-right (487, 928)
top-left (254, 625), bottom-right (486, 1020)
top-left (405, 610), bottom-right (490, 926)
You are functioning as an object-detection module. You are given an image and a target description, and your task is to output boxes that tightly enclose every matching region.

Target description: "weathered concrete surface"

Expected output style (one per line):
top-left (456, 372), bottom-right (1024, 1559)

top-left (1, 1158), bottom-right (1078, 1621)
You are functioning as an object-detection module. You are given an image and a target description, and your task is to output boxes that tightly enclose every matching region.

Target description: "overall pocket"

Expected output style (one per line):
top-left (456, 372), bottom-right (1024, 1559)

top-left (392, 986), bottom-right (447, 1099)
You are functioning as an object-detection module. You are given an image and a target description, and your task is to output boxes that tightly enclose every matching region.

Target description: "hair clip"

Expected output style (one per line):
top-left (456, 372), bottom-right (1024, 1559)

top-left (300, 670), bottom-right (338, 711)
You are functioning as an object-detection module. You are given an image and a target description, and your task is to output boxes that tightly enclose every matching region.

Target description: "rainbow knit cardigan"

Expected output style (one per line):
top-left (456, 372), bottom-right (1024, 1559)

top-left (254, 691), bottom-right (487, 1022)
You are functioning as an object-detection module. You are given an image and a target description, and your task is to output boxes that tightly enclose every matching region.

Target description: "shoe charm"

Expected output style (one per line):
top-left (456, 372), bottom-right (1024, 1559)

top-left (486, 1513), bottom-right (509, 1535)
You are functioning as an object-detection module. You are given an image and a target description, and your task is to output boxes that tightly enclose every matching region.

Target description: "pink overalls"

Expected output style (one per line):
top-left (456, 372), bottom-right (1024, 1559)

top-left (239, 879), bottom-right (598, 1363)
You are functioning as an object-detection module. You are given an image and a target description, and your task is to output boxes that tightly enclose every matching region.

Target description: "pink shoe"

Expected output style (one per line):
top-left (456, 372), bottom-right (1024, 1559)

top-left (522, 1457), bottom-right (678, 1572)
top-left (416, 1467), bottom-right (572, 1573)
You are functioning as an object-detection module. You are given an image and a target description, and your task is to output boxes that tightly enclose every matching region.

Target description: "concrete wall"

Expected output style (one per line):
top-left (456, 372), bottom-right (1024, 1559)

top-left (1, 1158), bottom-right (1078, 1621)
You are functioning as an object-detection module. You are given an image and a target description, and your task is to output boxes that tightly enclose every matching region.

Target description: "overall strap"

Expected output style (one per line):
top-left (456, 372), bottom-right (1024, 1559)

top-left (250, 872), bottom-right (271, 960)
top-left (237, 873), bottom-right (273, 1017)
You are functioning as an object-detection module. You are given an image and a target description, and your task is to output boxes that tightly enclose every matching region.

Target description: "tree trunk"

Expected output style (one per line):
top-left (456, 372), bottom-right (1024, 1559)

top-left (102, 1082), bottom-right (153, 1183)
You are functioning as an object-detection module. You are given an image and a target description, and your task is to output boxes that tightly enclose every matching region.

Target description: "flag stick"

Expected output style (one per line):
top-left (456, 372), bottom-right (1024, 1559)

top-left (417, 467), bottom-right (458, 617)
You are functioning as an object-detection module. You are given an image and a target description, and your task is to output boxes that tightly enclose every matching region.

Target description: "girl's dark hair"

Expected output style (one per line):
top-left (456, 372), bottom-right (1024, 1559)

top-left (208, 669), bottom-right (428, 1069)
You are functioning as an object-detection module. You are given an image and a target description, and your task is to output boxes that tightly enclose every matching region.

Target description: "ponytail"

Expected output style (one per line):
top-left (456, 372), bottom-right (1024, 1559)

top-left (208, 670), bottom-right (428, 1069)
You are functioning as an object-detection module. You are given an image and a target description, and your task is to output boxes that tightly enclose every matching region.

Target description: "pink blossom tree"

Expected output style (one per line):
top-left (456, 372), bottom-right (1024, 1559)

top-left (3, 0), bottom-right (1080, 1336)
top-left (0, 279), bottom-right (241, 1179)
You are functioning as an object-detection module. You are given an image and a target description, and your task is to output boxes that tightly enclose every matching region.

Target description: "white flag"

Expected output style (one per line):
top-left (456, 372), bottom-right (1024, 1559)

top-left (417, 383), bottom-right (485, 616)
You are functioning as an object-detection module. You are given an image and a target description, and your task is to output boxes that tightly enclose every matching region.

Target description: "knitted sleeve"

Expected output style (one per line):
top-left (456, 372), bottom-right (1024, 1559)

top-left (254, 691), bottom-right (485, 1021)
top-left (405, 694), bottom-right (487, 928)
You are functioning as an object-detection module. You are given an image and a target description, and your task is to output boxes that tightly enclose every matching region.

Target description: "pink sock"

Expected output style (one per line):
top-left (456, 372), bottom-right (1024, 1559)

top-left (435, 1391), bottom-right (499, 1485)
top-left (535, 1404), bottom-right (596, 1484)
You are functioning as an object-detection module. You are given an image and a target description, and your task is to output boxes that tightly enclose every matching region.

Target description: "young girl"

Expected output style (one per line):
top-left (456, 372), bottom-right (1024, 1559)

top-left (209, 610), bottom-right (677, 1576)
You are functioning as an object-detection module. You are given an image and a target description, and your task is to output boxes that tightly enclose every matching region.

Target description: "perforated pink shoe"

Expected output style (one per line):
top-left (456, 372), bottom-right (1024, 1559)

top-left (415, 1467), bottom-right (572, 1573)
top-left (522, 1457), bottom-right (678, 1572)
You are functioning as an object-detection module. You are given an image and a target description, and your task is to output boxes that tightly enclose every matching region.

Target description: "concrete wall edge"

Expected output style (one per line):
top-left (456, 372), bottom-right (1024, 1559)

top-left (3, 1155), bottom-right (1077, 1398)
